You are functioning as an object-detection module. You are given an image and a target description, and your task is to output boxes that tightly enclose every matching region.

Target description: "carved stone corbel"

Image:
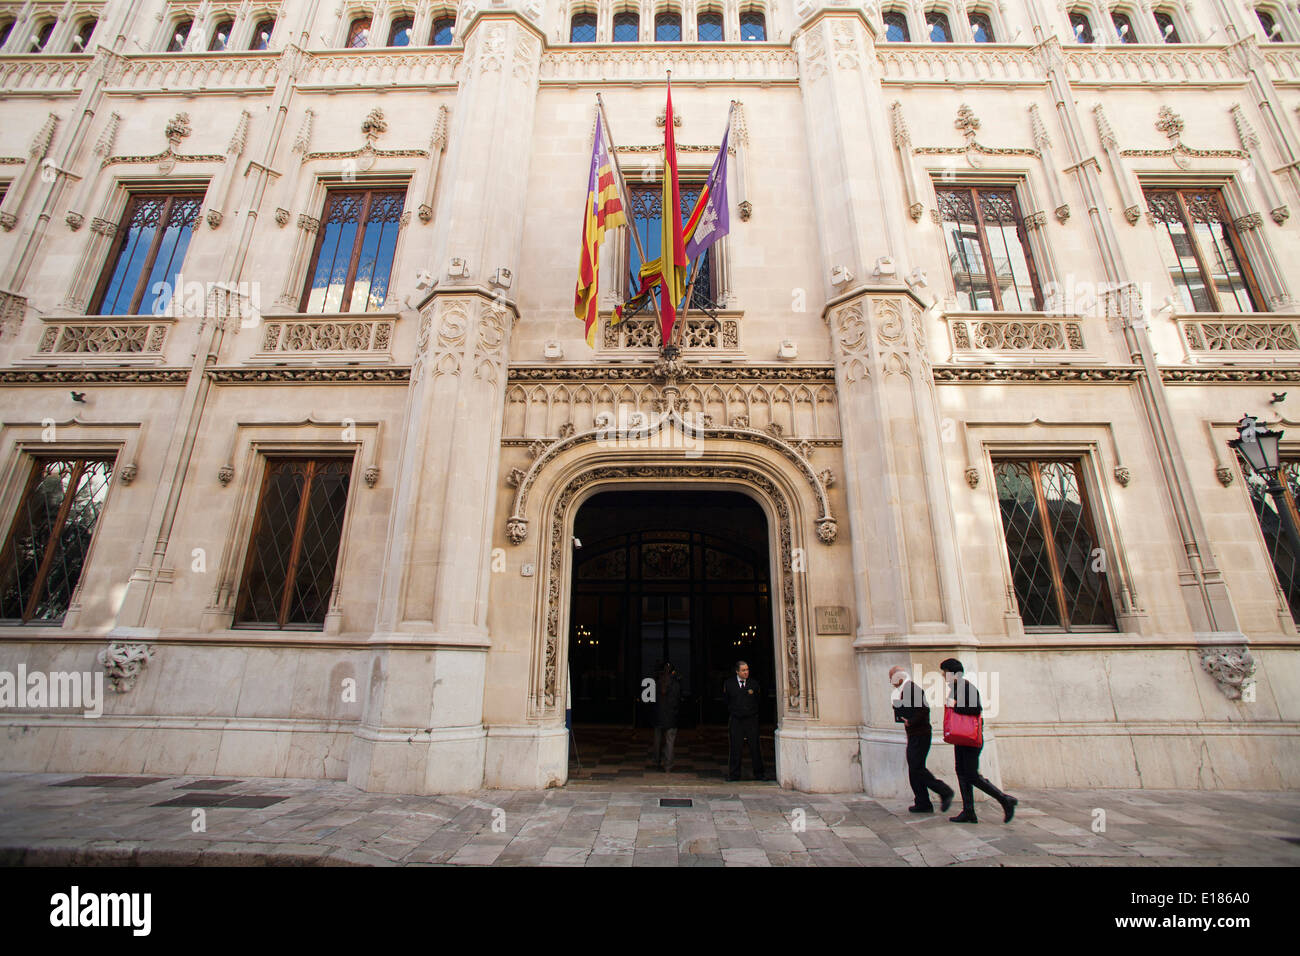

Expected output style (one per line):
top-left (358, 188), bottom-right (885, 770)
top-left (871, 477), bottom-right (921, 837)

top-left (1197, 645), bottom-right (1256, 700)
top-left (97, 642), bottom-right (153, 693)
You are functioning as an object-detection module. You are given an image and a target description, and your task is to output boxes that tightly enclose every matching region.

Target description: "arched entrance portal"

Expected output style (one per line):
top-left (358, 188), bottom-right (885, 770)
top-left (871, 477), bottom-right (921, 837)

top-left (567, 490), bottom-right (778, 780)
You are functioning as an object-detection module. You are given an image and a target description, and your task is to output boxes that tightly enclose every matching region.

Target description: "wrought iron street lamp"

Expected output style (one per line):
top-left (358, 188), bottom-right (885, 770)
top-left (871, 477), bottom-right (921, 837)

top-left (1230, 413), bottom-right (1300, 560)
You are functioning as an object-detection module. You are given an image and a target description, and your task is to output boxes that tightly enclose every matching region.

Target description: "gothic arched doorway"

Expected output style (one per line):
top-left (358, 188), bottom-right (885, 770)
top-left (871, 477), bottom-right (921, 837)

top-left (566, 489), bottom-right (778, 780)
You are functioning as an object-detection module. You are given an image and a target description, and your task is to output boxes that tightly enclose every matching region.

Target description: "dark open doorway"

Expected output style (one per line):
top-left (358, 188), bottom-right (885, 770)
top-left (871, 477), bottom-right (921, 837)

top-left (566, 490), bottom-right (778, 780)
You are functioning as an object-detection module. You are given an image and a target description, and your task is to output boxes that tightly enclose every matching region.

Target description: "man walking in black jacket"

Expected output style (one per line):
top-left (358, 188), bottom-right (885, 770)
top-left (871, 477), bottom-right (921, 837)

top-left (890, 665), bottom-right (954, 813)
top-left (940, 658), bottom-right (1018, 824)
top-left (724, 660), bottom-right (764, 781)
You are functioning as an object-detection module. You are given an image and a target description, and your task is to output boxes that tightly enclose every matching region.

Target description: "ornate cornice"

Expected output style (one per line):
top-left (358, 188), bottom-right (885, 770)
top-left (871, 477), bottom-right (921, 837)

top-left (933, 365), bottom-right (1141, 383)
top-left (0, 369), bottom-right (189, 384)
top-left (1159, 367), bottom-right (1300, 383)
top-left (507, 364), bottom-right (836, 383)
top-left (207, 367), bottom-right (411, 384)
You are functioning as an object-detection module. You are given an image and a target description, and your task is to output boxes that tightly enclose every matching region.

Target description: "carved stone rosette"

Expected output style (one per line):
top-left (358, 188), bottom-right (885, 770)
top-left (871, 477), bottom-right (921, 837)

top-left (1197, 646), bottom-right (1257, 700)
top-left (97, 642), bottom-right (153, 693)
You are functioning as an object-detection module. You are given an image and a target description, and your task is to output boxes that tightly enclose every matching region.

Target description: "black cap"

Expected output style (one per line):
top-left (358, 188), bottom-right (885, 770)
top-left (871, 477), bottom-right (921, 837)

top-left (939, 658), bottom-right (964, 674)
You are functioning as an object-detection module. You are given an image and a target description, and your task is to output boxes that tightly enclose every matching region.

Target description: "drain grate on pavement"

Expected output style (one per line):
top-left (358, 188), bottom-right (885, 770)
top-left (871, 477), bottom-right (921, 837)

top-left (53, 775), bottom-right (170, 788)
top-left (176, 779), bottom-right (241, 791)
top-left (660, 798), bottom-right (693, 808)
top-left (152, 793), bottom-right (289, 809)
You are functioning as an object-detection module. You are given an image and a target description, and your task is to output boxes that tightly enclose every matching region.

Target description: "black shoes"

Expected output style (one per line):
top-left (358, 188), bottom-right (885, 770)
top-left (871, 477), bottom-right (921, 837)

top-left (1002, 795), bottom-right (1018, 823)
top-left (949, 811), bottom-right (978, 823)
top-left (939, 789), bottom-right (954, 813)
top-left (908, 804), bottom-right (934, 814)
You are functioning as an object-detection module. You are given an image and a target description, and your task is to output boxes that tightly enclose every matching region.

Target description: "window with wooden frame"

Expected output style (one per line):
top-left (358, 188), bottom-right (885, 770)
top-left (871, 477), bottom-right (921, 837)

top-left (882, 10), bottom-right (910, 41)
top-left (388, 14), bottom-right (414, 46)
top-left (625, 181), bottom-right (719, 314)
top-left (209, 17), bottom-right (235, 50)
top-left (346, 15), bottom-right (371, 47)
top-left (166, 18), bottom-right (193, 51)
top-left (993, 458), bottom-right (1116, 631)
top-left (92, 191), bottom-right (204, 316)
top-left (935, 184), bottom-right (1043, 312)
top-left (1144, 188), bottom-right (1264, 313)
top-left (697, 10), bottom-right (723, 41)
top-left (0, 457), bottom-right (115, 624)
top-left (1238, 455), bottom-right (1300, 623)
top-left (301, 187), bottom-right (406, 314)
top-left (234, 458), bottom-right (353, 630)
top-left (250, 16), bottom-right (276, 49)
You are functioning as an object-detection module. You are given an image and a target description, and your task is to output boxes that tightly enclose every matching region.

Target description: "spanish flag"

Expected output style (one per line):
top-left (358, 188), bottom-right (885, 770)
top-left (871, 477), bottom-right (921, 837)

top-left (658, 76), bottom-right (687, 348)
top-left (575, 111), bottom-right (627, 347)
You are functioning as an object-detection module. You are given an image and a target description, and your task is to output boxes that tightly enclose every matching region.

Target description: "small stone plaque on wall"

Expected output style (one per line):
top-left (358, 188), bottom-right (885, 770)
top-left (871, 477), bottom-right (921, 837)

top-left (815, 606), bottom-right (852, 635)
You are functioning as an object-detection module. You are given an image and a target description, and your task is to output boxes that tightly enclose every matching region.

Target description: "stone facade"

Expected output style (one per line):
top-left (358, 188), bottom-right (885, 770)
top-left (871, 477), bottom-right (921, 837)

top-left (1, 0), bottom-right (1298, 795)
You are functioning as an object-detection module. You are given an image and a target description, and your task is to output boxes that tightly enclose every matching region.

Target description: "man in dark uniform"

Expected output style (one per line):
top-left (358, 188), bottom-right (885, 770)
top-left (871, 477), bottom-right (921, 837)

top-left (724, 660), bottom-right (764, 781)
top-left (889, 664), bottom-right (954, 813)
top-left (940, 658), bottom-right (1018, 824)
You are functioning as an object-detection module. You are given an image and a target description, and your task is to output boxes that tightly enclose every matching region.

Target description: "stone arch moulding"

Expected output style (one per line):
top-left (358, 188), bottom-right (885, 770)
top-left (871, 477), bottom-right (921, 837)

top-left (504, 408), bottom-right (838, 546)
top-left (524, 455), bottom-right (820, 726)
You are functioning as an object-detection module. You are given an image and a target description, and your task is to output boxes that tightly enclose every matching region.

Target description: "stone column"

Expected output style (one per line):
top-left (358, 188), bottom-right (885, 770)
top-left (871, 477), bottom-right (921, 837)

top-left (797, 8), bottom-right (975, 797)
top-left (347, 12), bottom-right (541, 794)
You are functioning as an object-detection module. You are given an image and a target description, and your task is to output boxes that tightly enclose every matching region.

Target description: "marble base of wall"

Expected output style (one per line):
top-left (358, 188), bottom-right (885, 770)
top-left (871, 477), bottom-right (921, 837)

top-left (773, 724), bottom-right (862, 792)
top-left (483, 724), bottom-right (569, 789)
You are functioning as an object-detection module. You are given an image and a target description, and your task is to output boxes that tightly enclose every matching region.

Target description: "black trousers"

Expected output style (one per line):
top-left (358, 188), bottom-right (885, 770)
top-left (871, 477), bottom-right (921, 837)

top-left (905, 731), bottom-right (952, 808)
top-left (954, 743), bottom-right (1008, 814)
top-left (728, 716), bottom-right (764, 779)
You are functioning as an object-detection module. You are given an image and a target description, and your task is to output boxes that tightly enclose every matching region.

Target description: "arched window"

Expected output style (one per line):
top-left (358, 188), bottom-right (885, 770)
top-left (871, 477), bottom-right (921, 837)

top-left (926, 10), bottom-right (952, 41)
top-left (740, 9), bottom-right (766, 40)
top-left (570, 12), bottom-right (597, 42)
top-left (613, 11), bottom-right (640, 41)
top-left (697, 11), bottom-right (723, 41)
top-left (166, 19), bottom-right (193, 52)
top-left (969, 12), bottom-right (994, 42)
top-left (883, 11), bottom-right (910, 41)
top-left (1154, 10), bottom-right (1180, 42)
top-left (347, 16), bottom-right (372, 48)
top-left (1257, 8), bottom-right (1284, 41)
top-left (251, 17), bottom-right (276, 50)
top-left (388, 15), bottom-right (414, 45)
top-left (29, 19), bottom-right (55, 51)
top-left (0, 18), bottom-right (13, 49)
top-left (1069, 11), bottom-right (1094, 43)
top-left (655, 11), bottom-right (682, 41)
top-left (1111, 11), bottom-right (1135, 42)
top-left (431, 16), bottom-right (455, 45)
top-left (72, 18), bottom-right (97, 51)
top-left (209, 18), bottom-right (235, 51)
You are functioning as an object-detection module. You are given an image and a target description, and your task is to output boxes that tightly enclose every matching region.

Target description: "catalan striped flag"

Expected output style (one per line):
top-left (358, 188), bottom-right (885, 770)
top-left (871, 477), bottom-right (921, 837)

top-left (575, 111), bottom-right (627, 347)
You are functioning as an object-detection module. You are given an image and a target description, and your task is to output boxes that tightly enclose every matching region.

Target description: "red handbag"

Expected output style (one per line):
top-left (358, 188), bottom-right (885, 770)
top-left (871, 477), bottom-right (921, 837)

top-left (943, 707), bottom-right (983, 747)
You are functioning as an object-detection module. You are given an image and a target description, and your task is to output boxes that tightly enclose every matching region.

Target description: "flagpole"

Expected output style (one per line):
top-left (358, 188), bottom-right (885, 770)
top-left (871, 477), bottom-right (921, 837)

top-left (595, 93), bottom-right (668, 347)
top-left (675, 100), bottom-right (735, 350)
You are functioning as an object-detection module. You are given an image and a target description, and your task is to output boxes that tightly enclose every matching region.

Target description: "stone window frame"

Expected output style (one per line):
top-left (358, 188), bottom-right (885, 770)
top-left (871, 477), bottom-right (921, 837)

top-left (385, 7), bottom-right (418, 46)
top-left (1136, 171), bottom-right (1286, 314)
top-left (1253, 3), bottom-right (1300, 43)
top-left (0, 2), bottom-right (106, 54)
top-left (205, 433), bottom-right (374, 636)
top-left (1152, 6), bottom-right (1185, 43)
top-left (695, 4), bottom-right (725, 42)
top-left (568, 5), bottom-right (598, 42)
top-left (971, 432), bottom-right (1138, 638)
top-left (966, 5), bottom-right (1001, 43)
top-left (926, 169), bottom-right (1060, 317)
top-left (1067, 5), bottom-right (1097, 43)
top-left (880, 7), bottom-right (912, 42)
top-left (653, 3), bottom-right (683, 42)
top-left (922, 4), bottom-right (956, 42)
top-left (738, 3), bottom-right (768, 42)
top-left (0, 431), bottom-right (135, 633)
top-left (611, 5), bottom-right (642, 42)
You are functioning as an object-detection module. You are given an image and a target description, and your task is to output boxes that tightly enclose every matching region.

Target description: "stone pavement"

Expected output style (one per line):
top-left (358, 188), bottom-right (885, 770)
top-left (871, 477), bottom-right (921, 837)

top-left (0, 772), bottom-right (1296, 866)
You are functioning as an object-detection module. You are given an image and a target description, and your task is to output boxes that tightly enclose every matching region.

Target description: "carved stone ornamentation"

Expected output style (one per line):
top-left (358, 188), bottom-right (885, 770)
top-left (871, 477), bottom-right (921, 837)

top-left (817, 468), bottom-right (834, 488)
top-left (1216, 465), bottom-right (1234, 487)
top-left (730, 415), bottom-right (750, 429)
top-left (361, 108), bottom-right (388, 143)
top-left (364, 466), bottom-right (380, 488)
top-left (558, 422), bottom-right (576, 438)
top-left (1197, 646), bottom-right (1256, 700)
top-left (274, 207), bottom-right (290, 227)
top-left (1124, 205), bottom-right (1141, 225)
top-left (97, 642), bottom-right (153, 693)
top-left (506, 467), bottom-right (526, 488)
top-left (738, 200), bottom-right (752, 221)
top-left (1113, 466), bottom-right (1131, 486)
top-left (817, 518), bottom-right (838, 544)
top-left (1054, 204), bottom-right (1070, 223)
top-left (118, 463), bottom-right (138, 485)
top-left (1233, 212), bottom-right (1263, 232)
top-left (527, 438), bottom-right (549, 460)
top-left (66, 212), bottom-right (84, 231)
top-left (965, 466), bottom-right (980, 489)
top-left (217, 464), bottom-right (234, 486)
top-left (206, 209), bottom-right (223, 229)
top-left (507, 517), bottom-right (529, 545)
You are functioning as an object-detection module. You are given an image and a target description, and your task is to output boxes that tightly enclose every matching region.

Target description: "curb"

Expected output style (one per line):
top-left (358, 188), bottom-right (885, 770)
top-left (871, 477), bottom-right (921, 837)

top-left (0, 840), bottom-right (394, 867)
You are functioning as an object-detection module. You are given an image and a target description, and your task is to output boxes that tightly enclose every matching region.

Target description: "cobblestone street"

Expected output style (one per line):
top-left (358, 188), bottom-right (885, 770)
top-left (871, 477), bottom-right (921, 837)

top-left (1, 772), bottom-right (1296, 867)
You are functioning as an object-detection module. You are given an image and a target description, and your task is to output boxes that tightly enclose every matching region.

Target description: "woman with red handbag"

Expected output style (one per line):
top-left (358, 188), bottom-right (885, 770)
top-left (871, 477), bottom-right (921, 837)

top-left (940, 658), bottom-right (1018, 824)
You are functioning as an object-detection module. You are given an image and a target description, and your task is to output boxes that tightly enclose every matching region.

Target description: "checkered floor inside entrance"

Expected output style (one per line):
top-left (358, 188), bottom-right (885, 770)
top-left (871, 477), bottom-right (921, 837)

top-left (566, 724), bottom-right (776, 782)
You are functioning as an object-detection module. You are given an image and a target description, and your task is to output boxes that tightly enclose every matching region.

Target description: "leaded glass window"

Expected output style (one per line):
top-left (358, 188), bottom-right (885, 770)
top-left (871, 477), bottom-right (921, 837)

top-left (969, 13), bottom-right (994, 42)
top-left (697, 12), bottom-right (723, 41)
top-left (1144, 188), bottom-right (1262, 313)
top-left (1240, 456), bottom-right (1300, 623)
top-left (235, 458), bottom-right (352, 629)
top-left (935, 185), bottom-right (1042, 311)
top-left (1257, 9), bottom-right (1284, 41)
top-left (570, 13), bottom-right (597, 42)
top-left (994, 459), bottom-right (1116, 630)
top-left (167, 19), bottom-right (192, 52)
top-left (927, 11), bottom-right (952, 42)
top-left (740, 10), bottom-right (766, 40)
top-left (32, 19), bottom-right (54, 51)
top-left (883, 11), bottom-right (910, 41)
top-left (74, 18), bottom-right (97, 50)
top-left (1070, 11), bottom-right (1094, 42)
top-left (613, 11), bottom-right (640, 41)
top-left (1154, 11), bottom-right (1180, 42)
top-left (251, 17), bottom-right (276, 49)
top-left (301, 188), bottom-right (406, 314)
top-left (388, 15), bottom-right (414, 46)
top-left (431, 17), bottom-right (455, 44)
top-left (0, 458), bottom-right (114, 624)
top-left (209, 18), bottom-right (234, 51)
top-left (0, 19), bottom-right (14, 49)
top-left (347, 16), bottom-right (371, 48)
top-left (93, 192), bottom-right (204, 316)
top-left (1111, 11), bottom-right (1135, 42)
top-left (627, 183), bottom-right (717, 312)
top-left (656, 11), bottom-right (682, 41)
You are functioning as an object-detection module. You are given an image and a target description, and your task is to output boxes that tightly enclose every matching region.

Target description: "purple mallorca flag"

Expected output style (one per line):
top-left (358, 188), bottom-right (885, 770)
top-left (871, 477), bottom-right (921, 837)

top-left (684, 116), bottom-right (731, 260)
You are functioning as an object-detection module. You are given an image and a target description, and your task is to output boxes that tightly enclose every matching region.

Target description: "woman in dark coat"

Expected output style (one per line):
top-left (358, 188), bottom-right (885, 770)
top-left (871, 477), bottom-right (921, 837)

top-left (652, 662), bottom-right (682, 772)
top-left (940, 658), bottom-right (1018, 824)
